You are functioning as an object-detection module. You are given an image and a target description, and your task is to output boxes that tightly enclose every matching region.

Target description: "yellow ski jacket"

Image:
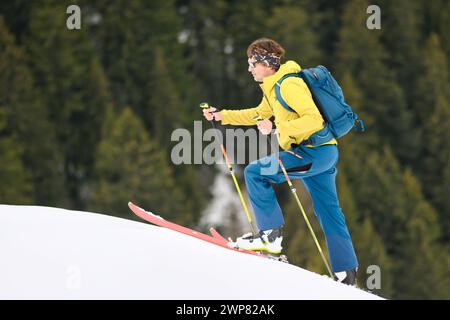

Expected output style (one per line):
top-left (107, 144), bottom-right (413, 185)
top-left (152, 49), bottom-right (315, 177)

top-left (221, 60), bottom-right (337, 150)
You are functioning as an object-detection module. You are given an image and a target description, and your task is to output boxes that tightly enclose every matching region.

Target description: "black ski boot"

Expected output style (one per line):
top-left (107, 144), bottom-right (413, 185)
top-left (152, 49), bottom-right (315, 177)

top-left (338, 268), bottom-right (357, 286)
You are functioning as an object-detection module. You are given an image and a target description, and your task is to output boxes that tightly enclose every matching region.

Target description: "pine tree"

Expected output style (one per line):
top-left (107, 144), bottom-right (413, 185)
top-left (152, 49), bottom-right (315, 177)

top-left (378, 0), bottom-right (422, 95)
top-left (90, 107), bottom-right (190, 224)
top-left (335, 0), bottom-right (416, 164)
top-left (0, 15), bottom-right (67, 206)
top-left (339, 144), bottom-right (409, 295)
top-left (25, 4), bottom-right (110, 209)
top-left (376, 0), bottom-right (424, 166)
top-left (0, 108), bottom-right (33, 204)
top-left (265, 6), bottom-right (322, 67)
top-left (336, 70), bottom-right (396, 296)
top-left (353, 218), bottom-right (394, 297)
top-left (337, 170), bottom-right (394, 297)
top-left (0, 0), bottom-right (40, 43)
top-left (342, 146), bottom-right (409, 252)
top-left (84, 0), bottom-right (188, 121)
top-left (294, 0), bottom-right (348, 67)
top-left (181, 0), bottom-right (236, 105)
top-left (394, 169), bottom-right (448, 299)
top-left (420, 0), bottom-right (450, 74)
top-left (83, 0), bottom-right (209, 220)
top-left (226, 0), bottom-right (270, 104)
top-left (415, 34), bottom-right (450, 240)
top-left (147, 47), bottom-right (208, 221)
top-left (147, 48), bottom-right (185, 146)
top-left (436, 157), bottom-right (450, 241)
top-left (413, 34), bottom-right (449, 129)
top-left (338, 72), bottom-right (380, 149)
top-left (340, 142), bottom-right (448, 298)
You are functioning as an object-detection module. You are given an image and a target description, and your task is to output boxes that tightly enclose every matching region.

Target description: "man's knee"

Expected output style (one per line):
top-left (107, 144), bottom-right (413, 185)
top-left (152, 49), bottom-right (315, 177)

top-left (244, 161), bottom-right (260, 179)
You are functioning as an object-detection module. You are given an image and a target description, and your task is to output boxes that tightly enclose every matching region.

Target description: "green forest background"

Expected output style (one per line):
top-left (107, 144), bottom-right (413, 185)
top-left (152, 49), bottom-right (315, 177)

top-left (0, 0), bottom-right (449, 299)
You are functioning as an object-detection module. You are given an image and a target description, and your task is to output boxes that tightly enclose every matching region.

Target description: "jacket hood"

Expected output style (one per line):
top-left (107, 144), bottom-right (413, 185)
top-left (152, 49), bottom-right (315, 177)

top-left (260, 60), bottom-right (302, 93)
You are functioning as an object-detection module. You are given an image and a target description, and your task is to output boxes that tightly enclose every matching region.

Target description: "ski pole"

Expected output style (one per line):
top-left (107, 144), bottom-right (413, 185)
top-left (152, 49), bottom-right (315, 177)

top-left (278, 158), bottom-right (336, 280)
top-left (199, 102), bottom-right (256, 234)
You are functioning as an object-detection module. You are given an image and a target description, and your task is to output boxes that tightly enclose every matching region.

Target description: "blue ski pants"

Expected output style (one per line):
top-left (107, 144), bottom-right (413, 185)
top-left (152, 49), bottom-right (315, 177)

top-left (244, 144), bottom-right (358, 272)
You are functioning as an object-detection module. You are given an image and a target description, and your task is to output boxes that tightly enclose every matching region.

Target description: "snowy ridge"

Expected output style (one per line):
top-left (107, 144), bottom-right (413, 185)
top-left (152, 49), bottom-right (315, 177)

top-left (0, 205), bottom-right (382, 300)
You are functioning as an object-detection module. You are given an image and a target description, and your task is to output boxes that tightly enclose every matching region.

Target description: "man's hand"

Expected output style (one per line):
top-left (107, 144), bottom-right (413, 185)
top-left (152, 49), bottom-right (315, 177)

top-left (257, 119), bottom-right (273, 135)
top-left (202, 107), bottom-right (222, 121)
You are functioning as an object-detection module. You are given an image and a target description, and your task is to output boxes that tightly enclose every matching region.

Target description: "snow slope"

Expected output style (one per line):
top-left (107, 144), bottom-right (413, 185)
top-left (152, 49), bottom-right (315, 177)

top-left (0, 205), bottom-right (382, 300)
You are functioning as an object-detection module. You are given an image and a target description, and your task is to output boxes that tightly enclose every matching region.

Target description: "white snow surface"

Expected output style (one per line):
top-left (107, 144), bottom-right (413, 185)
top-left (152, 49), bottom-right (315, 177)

top-left (0, 205), bottom-right (382, 300)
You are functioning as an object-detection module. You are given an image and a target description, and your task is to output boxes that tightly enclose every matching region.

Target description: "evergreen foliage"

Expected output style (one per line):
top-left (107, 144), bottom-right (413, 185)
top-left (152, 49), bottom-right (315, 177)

top-left (24, 3), bottom-right (110, 209)
top-left (90, 107), bottom-right (189, 223)
top-left (0, 0), bottom-right (448, 298)
top-left (0, 15), bottom-right (66, 206)
top-left (0, 109), bottom-right (33, 204)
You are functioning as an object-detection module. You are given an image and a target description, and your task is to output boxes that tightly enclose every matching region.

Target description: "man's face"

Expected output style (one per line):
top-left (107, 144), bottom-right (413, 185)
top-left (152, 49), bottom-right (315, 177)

top-left (248, 57), bottom-right (274, 82)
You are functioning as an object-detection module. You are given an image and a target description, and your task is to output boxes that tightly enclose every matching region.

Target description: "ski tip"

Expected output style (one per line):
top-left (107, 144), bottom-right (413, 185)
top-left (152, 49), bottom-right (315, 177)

top-left (128, 202), bottom-right (163, 220)
top-left (128, 201), bottom-right (135, 210)
top-left (129, 202), bottom-right (146, 213)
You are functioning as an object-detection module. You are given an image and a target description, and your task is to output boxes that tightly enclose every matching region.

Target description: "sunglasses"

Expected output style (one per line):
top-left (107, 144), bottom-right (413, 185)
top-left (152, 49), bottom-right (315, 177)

top-left (248, 58), bottom-right (261, 69)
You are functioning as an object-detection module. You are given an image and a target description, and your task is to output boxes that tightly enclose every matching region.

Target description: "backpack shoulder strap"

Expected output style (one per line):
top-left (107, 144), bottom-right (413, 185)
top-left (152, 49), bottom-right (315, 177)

top-left (275, 73), bottom-right (302, 113)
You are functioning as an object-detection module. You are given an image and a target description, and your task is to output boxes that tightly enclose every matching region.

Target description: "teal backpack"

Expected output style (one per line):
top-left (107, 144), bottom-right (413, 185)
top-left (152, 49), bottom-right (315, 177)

top-left (275, 65), bottom-right (365, 146)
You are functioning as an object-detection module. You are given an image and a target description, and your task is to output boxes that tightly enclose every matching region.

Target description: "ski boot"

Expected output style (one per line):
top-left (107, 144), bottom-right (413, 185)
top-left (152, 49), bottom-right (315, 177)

top-left (335, 268), bottom-right (358, 286)
top-left (229, 227), bottom-right (289, 263)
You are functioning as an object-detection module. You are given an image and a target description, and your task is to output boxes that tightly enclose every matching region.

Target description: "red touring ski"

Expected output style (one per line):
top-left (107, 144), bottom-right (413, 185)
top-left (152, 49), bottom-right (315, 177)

top-left (128, 202), bottom-right (266, 258)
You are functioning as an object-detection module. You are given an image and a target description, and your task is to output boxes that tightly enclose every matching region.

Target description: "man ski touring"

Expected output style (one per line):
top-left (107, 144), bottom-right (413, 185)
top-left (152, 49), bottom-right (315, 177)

top-left (202, 38), bottom-right (358, 285)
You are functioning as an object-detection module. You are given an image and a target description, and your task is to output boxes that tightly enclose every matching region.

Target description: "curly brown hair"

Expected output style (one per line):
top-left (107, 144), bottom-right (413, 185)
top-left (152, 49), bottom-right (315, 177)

top-left (246, 38), bottom-right (285, 58)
